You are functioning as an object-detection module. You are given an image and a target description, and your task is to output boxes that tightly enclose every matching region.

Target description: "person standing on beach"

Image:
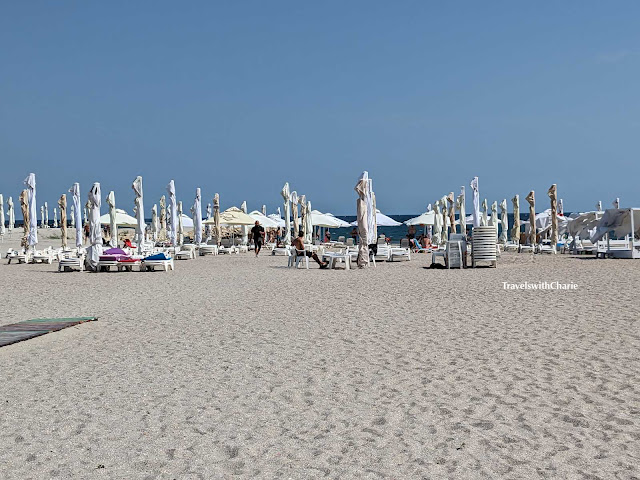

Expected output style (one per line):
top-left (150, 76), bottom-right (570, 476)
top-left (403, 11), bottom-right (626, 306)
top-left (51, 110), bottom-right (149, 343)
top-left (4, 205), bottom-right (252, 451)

top-left (251, 221), bottom-right (265, 256)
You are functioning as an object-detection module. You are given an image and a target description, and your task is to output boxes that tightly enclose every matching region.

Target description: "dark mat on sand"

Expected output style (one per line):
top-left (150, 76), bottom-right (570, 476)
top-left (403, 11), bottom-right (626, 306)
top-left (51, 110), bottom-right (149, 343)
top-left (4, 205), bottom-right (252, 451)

top-left (0, 317), bottom-right (97, 348)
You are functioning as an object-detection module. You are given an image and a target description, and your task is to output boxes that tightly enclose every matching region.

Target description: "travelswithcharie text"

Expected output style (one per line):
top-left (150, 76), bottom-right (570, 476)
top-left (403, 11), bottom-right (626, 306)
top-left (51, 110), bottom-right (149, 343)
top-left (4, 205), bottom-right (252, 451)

top-left (502, 281), bottom-right (578, 290)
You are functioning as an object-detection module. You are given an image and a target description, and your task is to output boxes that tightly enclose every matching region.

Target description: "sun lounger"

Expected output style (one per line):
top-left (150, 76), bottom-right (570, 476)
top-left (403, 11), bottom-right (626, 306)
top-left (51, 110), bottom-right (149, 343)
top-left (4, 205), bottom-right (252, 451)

top-left (390, 246), bottom-right (411, 261)
top-left (471, 226), bottom-right (497, 267)
top-left (198, 244), bottom-right (218, 256)
top-left (142, 253), bottom-right (174, 271)
top-left (58, 255), bottom-right (85, 272)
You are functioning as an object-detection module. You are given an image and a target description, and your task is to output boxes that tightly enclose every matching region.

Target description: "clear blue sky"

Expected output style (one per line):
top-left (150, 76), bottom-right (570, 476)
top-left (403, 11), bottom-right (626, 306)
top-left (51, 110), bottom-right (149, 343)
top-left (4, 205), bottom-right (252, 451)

top-left (1, 1), bottom-right (638, 216)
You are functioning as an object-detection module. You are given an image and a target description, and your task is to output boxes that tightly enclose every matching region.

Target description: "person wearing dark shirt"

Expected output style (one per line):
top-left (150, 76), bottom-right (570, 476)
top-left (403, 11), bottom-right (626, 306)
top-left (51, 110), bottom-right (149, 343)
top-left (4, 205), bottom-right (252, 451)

top-left (251, 221), bottom-right (265, 256)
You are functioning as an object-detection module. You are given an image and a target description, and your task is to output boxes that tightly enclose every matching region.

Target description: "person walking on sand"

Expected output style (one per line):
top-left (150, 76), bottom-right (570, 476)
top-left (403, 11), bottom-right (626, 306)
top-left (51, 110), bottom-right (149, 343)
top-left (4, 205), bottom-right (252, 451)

top-left (292, 232), bottom-right (329, 268)
top-left (251, 221), bottom-right (265, 256)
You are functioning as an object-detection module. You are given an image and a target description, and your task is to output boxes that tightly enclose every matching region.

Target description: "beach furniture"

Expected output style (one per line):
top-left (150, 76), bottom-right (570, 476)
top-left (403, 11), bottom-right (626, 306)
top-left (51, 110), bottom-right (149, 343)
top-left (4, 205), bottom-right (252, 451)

top-left (390, 243), bottom-right (411, 261)
top-left (471, 226), bottom-right (497, 267)
top-left (503, 240), bottom-right (519, 252)
top-left (346, 238), bottom-right (355, 247)
top-left (142, 253), bottom-right (174, 271)
top-left (373, 245), bottom-right (391, 261)
top-left (58, 254), bottom-right (85, 272)
top-left (596, 239), bottom-right (638, 259)
top-left (32, 247), bottom-right (56, 264)
top-left (7, 249), bottom-right (31, 264)
top-left (175, 244), bottom-right (196, 260)
top-left (322, 251), bottom-right (351, 270)
top-left (449, 233), bottom-right (468, 266)
top-left (576, 239), bottom-right (596, 254)
top-left (289, 248), bottom-right (309, 269)
top-left (198, 244), bottom-right (218, 256)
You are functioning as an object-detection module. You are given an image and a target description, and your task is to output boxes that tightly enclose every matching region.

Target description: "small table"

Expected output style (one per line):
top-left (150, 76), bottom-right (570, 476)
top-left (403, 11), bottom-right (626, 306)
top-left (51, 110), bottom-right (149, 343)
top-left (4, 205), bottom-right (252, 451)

top-left (322, 252), bottom-right (351, 270)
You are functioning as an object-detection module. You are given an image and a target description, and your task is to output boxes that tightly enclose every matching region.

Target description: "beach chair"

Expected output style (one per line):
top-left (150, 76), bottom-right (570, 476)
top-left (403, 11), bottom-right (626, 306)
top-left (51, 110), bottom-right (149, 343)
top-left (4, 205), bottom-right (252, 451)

top-left (198, 244), bottom-right (218, 256)
top-left (390, 246), bottom-right (411, 261)
top-left (58, 253), bottom-right (85, 272)
top-left (142, 253), bottom-right (174, 271)
top-left (346, 238), bottom-right (355, 247)
top-left (175, 245), bottom-right (196, 260)
top-left (446, 241), bottom-right (463, 269)
top-left (289, 248), bottom-right (309, 269)
top-left (503, 240), bottom-right (519, 252)
top-left (32, 247), bottom-right (56, 264)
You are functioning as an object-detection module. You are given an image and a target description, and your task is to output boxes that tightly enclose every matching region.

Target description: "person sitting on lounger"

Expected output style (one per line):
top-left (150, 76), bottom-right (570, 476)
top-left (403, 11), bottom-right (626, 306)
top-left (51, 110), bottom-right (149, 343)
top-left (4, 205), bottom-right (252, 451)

top-left (292, 232), bottom-right (328, 268)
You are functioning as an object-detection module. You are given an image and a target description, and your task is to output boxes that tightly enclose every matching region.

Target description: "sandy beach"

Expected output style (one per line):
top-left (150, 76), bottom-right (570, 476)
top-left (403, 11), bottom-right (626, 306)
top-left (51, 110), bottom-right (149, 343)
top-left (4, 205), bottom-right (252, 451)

top-left (0, 240), bottom-right (638, 479)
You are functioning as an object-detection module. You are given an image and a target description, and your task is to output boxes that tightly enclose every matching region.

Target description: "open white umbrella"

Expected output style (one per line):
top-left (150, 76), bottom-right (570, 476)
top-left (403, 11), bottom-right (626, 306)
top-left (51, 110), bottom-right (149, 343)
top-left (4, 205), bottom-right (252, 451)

top-left (179, 213), bottom-right (194, 228)
top-left (511, 195), bottom-right (520, 242)
top-left (499, 199), bottom-right (508, 244)
top-left (349, 209), bottom-right (401, 227)
top-left (87, 182), bottom-right (103, 269)
top-left (324, 213), bottom-right (351, 228)
top-left (0, 194), bottom-right (4, 237)
top-left (354, 171), bottom-right (371, 267)
top-left (470, 177), bottom-right (480, 228)
top-left (193, 188), bottom-right (202, 244)
top-left (268, 207), bottom-right (287, 228)
top-left (69, 182), bottom-right (82, 247)
top-left (151, 204), bottom-right (158, 242)
top-left (309, 210), bottom-right (346, 228)
top-left (132, 176), bottom-right (145, 252)
top-left (405, 210), bottom-right (435, 226)
top-left (241, 201), bottom-right (249, 245)
top-left (106, 191), bottom-right (118, 247)
top-left (526, 190), bottom-right (536, 244)
top-left (99, 208), bottom-right (138, 227)
top-left (166, 180), bottom-right (177, 246)
top-left (58, 194), bottom-right (67, 249)
top-left (7, 196), bottom-right (15, 231)
top-left (248, 210), bottom-right (279, 228)
top-left (24, 173), bottom-right (37, 248)
top-left (205, 206), bottom-right (256, 226)
top-left (281, 183), bottom-right (291, 246)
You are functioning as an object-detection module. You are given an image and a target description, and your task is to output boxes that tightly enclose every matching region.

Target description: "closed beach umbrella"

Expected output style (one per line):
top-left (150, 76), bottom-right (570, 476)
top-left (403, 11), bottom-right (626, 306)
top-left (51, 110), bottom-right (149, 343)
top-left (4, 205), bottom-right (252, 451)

top-left (299, 195), bottom-right (306, 240)
top-left (262, 204), bottom-right (267, 217)
top-left (58, 194), bottom-right (67, 249)
top-left (457, 186), bottom-right (466, 235)
top-left (24, 173), bottom-right (38, 248)
top-left (41, 206), bottom-right (45, 228)
top-left (53, 207), bottom-right (58, 228)
top-left (490, 201), bottom-right (498, 232)
top-left (548, 184), bottom-right (558, 250)
top-left (558, 198), bottom-right (564, 216)
top-left (167, 180), bottom-right (177, 246)
top-left (305, 200), bottom-right (313, 244)
top-left (69, 183), bottom-right (82, 248)
top-left (132, 176), bottom-right (145, 252)
top-left (205, 202), bottom-right (212, 238)
top-left (499, 199), bottom-right (508, 244)
top-left (482, 199), bottom-right (488, 227)
top-left (213, 193), bottom-right (221, 245)
top-left (87, 183), bottom-right (103, 269)
top-left (7, 196), bottom-right (15, 231)
top-left (19, 189), bottom-right (29, 248)
top-left (511, 195), bottom-right (520, 243)
top-left (160, 195), bottom-right (167, 232)
top-left (106, 191), bottom-right (118, 247)
top-left (470, 176), bottom-right (480, 228)
top-left (613, 198), bottom-right (620, 209)
top-left (433, 201), bottom-right (443, 245)
top-left (526, 190), bottom-right (536, 244)
top-left (291, 191), bottom-right (299, 239)
top-left (241, 201), bottom-right (249, 245)
top-left (70, 205), bottom-right (75, 229)
top-left (355, 171), bottom-right (370, 267)
top-left (151, 204), bottom-right (158, 242)
top-left (0, 194), bottom-right (4, 237)
top-left (370, 189), bottom-right (378, 243)
top-left (193, 188), bottom-right (202, 244)
top-left (178, 201), bottom-right (184, 245)
top-left (447, 192), bottom-right (456, 236)
top-left (44, 202), bottom-right (49, 227)
top-left (281, 183), bottom-right (291, 246)
top-left (596, 201), bottom-right (602, 212)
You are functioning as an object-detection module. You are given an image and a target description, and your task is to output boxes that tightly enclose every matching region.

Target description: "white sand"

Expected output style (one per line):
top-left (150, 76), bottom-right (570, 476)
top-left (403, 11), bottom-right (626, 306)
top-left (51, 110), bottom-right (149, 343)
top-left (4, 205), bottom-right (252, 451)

top-left (0, 242), bottom-right (638, 478)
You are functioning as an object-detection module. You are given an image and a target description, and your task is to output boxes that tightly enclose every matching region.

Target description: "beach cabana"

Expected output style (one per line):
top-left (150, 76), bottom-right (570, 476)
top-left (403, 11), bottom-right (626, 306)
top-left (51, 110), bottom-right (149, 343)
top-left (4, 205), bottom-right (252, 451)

top-left (591, 208), bottom-right (640, 258)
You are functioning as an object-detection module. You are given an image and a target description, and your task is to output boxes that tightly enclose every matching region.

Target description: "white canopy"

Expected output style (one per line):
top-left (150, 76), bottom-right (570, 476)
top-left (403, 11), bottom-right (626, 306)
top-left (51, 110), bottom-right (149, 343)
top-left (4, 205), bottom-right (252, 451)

top-left (350, 209), bottom-right (401, 227)
top-left (405, 211), bottom-right (436, 226)
top-left (99, 208), bottom-right (137, 227)
top-left (205, 207), bottom-right (255, 225)
top-left (591, 208), bottom-right (640, 242)
top-left (567, 211), bottom-right (602, 239)
top-left (248, 210), bottom-right (279, 228)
